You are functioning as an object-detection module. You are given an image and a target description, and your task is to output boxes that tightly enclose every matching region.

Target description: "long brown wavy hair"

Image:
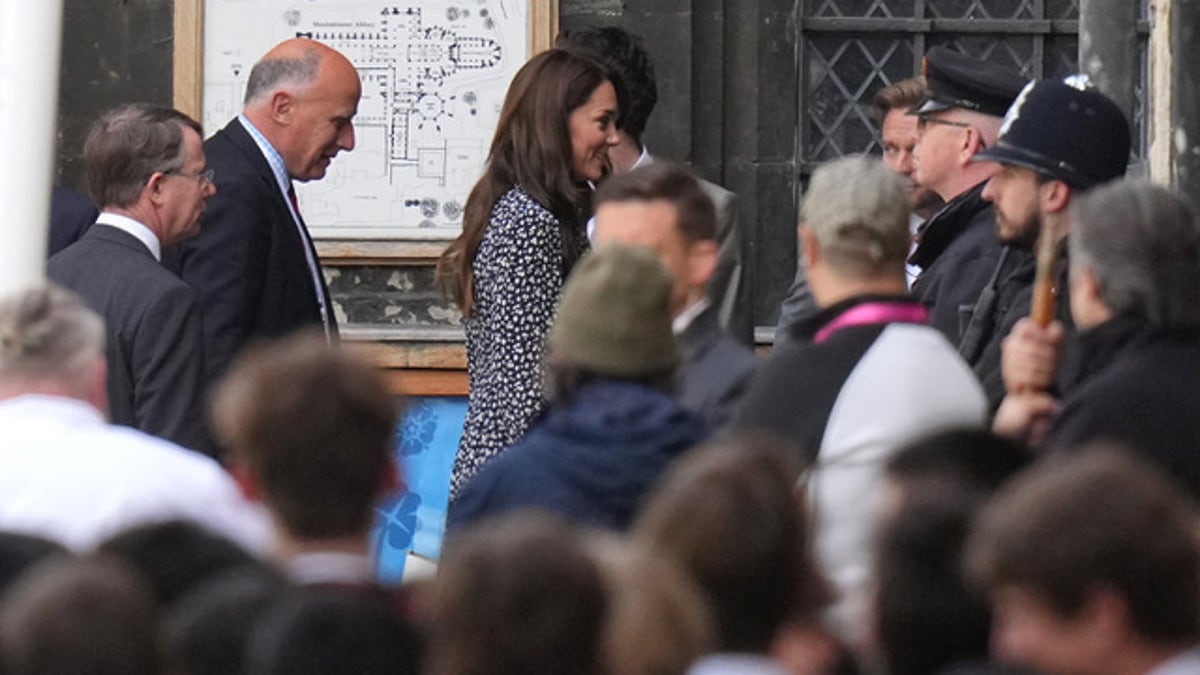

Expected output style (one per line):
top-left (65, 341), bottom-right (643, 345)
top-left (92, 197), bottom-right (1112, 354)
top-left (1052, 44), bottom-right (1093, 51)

top-left (438, 49), bottom-right (624, 317)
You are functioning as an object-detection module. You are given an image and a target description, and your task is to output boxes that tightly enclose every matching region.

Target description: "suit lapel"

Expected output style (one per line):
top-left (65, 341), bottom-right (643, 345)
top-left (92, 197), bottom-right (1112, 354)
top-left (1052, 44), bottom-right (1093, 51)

top-left (222, 119), bottom-right (337, 338)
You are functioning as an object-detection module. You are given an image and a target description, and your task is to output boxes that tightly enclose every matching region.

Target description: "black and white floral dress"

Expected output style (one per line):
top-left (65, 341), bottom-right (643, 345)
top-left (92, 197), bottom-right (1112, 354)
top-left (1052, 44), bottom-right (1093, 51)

top-left (450, 187), bottom-right (587, 499)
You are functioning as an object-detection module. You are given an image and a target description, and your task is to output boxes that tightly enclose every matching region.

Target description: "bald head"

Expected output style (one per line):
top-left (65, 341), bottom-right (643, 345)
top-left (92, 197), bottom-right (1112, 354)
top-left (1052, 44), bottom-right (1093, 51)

top-left (244, 39), bottom-right (355, 107)
top-left (242, 38), bottom-right (361, 181)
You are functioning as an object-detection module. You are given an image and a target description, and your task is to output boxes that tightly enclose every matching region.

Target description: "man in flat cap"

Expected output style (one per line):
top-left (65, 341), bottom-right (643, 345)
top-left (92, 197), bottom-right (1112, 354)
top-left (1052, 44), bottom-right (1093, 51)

top-left (959, 78), bottom-right (1130, 410)
top-left (732, 156), bottom-right (986, 641)
top-left (909, 46), bottom-right (1027, 344)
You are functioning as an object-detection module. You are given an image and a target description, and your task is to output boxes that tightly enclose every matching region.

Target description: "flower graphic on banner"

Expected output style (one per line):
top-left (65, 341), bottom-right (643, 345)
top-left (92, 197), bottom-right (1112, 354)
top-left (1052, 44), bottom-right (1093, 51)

top-left (399, 401), bottom-right (438, 457)
top-left (377, 492), bottom-right (422, 551)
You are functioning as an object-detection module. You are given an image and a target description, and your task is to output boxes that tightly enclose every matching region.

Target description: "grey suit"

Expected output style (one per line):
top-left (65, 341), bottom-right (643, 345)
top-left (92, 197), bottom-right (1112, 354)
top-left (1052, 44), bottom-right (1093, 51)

top-left (677, 303), bottom-right (759, 431)
top-left (642, 153), bottom-right (751, 345)
top-left (48, 224), bottom-right (212, 455)
top-left (700, 179), bottom-right (753, 346)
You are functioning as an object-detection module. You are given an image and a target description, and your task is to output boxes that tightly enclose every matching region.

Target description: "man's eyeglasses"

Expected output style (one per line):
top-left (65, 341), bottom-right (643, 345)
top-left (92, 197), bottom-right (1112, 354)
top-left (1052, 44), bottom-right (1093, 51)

top-left (163, 168), bottom-right (215, 186)
top-left (916, 114), bottom-right (972, 132)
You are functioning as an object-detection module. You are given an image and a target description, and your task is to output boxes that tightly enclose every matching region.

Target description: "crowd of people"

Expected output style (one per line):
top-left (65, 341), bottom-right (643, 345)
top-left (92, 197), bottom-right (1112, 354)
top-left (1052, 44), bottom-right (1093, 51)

top-left (4, 21), bottom-right (1200, 675)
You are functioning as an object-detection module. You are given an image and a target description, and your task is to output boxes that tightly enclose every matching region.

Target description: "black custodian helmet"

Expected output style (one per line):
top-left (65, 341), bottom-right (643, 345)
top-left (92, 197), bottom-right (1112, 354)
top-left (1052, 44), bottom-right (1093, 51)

top-left (974, 77), bottom-right (1131, 189)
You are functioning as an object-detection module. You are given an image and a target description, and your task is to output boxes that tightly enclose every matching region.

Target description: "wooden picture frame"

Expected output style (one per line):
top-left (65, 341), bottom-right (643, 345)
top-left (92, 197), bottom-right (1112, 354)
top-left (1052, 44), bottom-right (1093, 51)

top-left (172, 1), bottom-right (559, 395)
top-left (171, 0), bottom-right (560, 262)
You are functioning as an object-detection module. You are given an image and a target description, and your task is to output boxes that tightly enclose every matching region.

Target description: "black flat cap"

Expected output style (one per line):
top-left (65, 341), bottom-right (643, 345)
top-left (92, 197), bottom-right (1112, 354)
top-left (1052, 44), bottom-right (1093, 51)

top-left (910, 46), bottom-right (1028, 117)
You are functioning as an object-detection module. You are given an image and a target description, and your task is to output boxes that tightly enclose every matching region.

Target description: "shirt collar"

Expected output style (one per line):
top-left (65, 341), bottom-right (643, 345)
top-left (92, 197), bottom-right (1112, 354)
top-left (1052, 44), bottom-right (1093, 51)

top-left (673, 297), bottom-right (710, 335)
top-left (95, 212), bottom-right (161, 261)
top-left (631, 145), bottom-right (652, 169)
top-left (285, 551), bottom-right (374, 586)
top-left (238, 114), bottom-right (293, 197)
top-left (1146, 646), bottom-right (1200, 675)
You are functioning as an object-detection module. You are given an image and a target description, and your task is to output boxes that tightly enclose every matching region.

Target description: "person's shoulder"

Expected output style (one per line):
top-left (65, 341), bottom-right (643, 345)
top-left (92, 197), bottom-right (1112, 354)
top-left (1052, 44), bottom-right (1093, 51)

top-left (482, 188), bottom-right (562, 249)
top-left (84, 423), bottom-right (217, 469)
top-left (203, 120), bottom-right (263, 173)
top-left (493, 187), bottom-right (556, 221)
top-left (692, 329), bottom-right (759, 380)
top-left (697, 176), bottom-right (735, 208)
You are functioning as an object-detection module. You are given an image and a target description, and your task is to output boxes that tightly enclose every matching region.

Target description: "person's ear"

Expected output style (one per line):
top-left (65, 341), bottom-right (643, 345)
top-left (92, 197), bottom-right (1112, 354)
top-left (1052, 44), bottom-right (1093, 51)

top-left (1041, 179), bottom-right (1072, 214)
top-left (229, 461), bottom-right (263, 503)
top-left (145, 172), bottom-right (168, 203)
top-left (86, 356), bottom-right (109, 415)
top-left (685, 239), bottom-right (719, 291)
top-left (1078, 586), bottom-right (1133, 644)
top-left (269, 90), bottom-right (296, 124)
top-left (962, 127), bottom-right (984, 164)
top-left (1078, 265), bottom-right (1102, 303)
top-left (799, 224), bottom-right (820, 270)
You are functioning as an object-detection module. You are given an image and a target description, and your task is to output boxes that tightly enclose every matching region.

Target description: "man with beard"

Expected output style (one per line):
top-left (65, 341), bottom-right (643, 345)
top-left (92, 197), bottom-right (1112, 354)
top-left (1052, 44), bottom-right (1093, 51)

top-left (958, 79), bottom-right (1130, 409)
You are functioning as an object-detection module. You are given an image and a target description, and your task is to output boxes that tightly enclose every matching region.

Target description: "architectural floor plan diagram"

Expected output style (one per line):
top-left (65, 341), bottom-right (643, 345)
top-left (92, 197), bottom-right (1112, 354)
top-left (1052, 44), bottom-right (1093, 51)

top-left (204, 1), bottom-right (528, 237)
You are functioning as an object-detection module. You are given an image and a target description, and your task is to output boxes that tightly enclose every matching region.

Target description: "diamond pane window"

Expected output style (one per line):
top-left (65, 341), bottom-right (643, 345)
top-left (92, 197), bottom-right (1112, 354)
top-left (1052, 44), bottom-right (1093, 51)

top-left (927, 0), bottom-right (1036, 19)
top-left (812, 0), bottom-right (918, 17)
top-left (806, 36), bottom-right (914, 159)
top-left (928, 35), bottom-right (1037, 78)
top-left (800, 0), bottom-right (1149, 167)
top-left (1045, 0), bottom-right (1081, 19)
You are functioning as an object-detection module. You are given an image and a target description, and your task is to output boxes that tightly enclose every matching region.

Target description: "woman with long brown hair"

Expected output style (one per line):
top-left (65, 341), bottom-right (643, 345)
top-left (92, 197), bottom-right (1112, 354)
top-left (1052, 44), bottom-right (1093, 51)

top-left (440, 49), bottom-right (623, 500)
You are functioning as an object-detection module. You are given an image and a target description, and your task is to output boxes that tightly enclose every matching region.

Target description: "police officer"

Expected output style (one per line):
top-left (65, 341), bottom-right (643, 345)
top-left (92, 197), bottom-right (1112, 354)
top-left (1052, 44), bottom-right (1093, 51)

top-left (959, 77), bottom-right (1131, 409)
top-left (908, 46), bottom-right (1027, 343)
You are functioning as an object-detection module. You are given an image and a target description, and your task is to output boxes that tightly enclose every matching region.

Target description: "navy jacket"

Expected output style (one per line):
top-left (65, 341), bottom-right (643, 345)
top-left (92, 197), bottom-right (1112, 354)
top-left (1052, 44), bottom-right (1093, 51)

top-left (447, 379), bottom-right (705, 534)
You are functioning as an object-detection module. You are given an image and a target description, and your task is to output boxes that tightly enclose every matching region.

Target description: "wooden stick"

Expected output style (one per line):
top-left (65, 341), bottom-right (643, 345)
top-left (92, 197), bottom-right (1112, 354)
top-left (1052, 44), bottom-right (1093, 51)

top-left (1029, 221), bottom-right (1058, 327)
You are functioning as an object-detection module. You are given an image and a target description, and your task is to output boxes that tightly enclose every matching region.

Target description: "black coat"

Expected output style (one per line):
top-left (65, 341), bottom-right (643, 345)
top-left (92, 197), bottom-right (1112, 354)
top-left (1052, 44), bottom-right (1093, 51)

top-left (910, 182), bottom-right (1005, 344)
top-left (1045, 315), bottom-right (1200, 497)
top-left (958, 243), bottom-right (1076, 412)
top-left (166, 118), bottom-right (336, 385)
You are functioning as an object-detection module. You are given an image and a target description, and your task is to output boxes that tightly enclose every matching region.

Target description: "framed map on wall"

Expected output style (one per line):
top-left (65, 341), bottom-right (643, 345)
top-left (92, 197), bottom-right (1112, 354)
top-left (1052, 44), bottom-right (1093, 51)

top-left (173, 0), bottom-right (559, 240)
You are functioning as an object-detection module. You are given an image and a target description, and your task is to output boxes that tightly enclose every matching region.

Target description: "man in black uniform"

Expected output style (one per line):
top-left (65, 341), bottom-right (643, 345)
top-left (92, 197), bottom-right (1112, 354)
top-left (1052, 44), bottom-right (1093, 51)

top-left (959, 78), bottom-right (1130, 410)
top-left (908, 46), bottom-right (1026, 343)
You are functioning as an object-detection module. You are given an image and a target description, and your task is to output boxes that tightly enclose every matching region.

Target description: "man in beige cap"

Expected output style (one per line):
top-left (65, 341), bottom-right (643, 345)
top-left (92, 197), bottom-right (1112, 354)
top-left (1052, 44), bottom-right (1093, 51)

top-left (732, 155), bottom-right (985, 643)
top-left (446, 244), bottom-right (705, 534)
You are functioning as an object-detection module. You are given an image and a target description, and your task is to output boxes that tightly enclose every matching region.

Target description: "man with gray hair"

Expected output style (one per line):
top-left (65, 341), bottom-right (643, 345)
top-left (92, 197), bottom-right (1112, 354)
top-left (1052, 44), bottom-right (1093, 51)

top-left (49, 103), bottom-right (214, 454)
top-left (732, 156), bottom-right (985, 643)
top-left (169, 38), bottom-right (361, 386)
top-left (0, 285), bottom-right (267, 552)
top-left (994, 181), bottom-right (1200, 497)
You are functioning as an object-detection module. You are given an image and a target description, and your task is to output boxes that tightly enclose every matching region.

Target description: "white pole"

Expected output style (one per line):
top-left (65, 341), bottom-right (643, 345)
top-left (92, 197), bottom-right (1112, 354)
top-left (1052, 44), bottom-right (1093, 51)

top-left (0, 0), bottom-right (64, 295)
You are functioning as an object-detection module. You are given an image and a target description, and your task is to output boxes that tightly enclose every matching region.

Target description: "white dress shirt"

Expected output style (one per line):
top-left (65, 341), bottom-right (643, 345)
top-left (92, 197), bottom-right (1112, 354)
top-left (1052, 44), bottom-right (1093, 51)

top-left (0, 395), bottom-right (270, 553)
top-left (95, 212), bottom-right (161, 261)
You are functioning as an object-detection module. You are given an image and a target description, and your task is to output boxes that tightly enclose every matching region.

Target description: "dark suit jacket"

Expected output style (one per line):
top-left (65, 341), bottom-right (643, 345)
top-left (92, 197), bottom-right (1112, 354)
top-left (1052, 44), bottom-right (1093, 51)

top-left (47, 224), bottom-right (212, 454)
top-left (677, 303), bottom-right (759, 431)
top-left (166, 118), bottom-right (336, 385)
